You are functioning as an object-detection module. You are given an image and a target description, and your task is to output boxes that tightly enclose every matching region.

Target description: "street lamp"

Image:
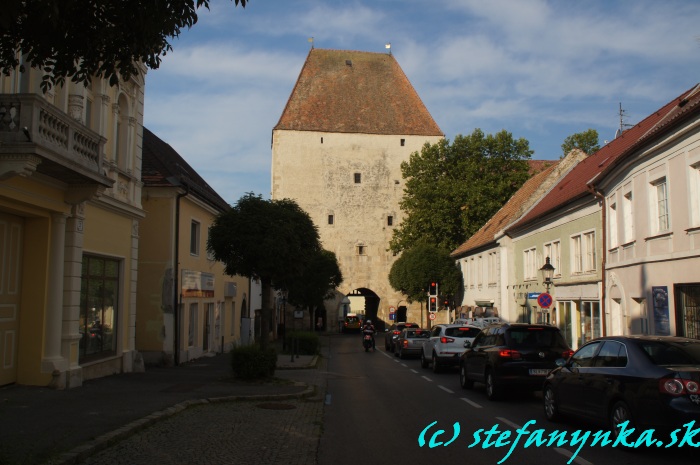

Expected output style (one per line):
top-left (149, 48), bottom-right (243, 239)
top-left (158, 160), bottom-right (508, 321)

top-left (540, 256), bottom-right (555, 293)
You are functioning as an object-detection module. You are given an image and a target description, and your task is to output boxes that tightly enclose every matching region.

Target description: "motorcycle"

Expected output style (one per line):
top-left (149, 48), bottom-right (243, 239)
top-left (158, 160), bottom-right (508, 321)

top-left (362, 333), bottom-right (374, 352)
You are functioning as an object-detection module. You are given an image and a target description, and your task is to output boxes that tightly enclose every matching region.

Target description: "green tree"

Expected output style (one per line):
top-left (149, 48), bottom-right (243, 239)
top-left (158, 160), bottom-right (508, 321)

top-left (207, 193), bottom-right (320, 349)
top-left (388, 242), bottom-right (462, 305)
top-left (561, 129), bottom-right (600, 157)
top-left (286, 249), bottom-right (343, 331)
top-left (0, 0), bottom-right (248, 92)
top-left (390, 129), bottom-right (532, 254)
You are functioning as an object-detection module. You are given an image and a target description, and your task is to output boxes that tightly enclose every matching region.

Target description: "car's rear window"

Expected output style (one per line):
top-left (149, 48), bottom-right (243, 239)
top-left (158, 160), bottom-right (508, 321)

top-left (407, 330), bottom-right (429, 339)
top-left (639, 340), bottom-right (700, 365)
top-left (507, 327), bottom-right (568, 348)
top-left (445, 327), bottom-right (481, 338)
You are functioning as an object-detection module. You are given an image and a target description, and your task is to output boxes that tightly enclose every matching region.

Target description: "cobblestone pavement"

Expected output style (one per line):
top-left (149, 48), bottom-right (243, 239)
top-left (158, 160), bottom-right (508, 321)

top-left (80, 396), bottom-right (325, 465)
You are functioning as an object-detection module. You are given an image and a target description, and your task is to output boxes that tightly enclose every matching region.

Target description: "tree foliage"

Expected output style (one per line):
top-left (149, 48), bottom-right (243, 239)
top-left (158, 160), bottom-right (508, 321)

top-left (207, 193), bottom-right (320, 348)
top-left (286, 249), bottom-right (343, 330)
top-left (561, 129), bottom-right (600, 157)
top-left (0, 0), bottom-right (248, 92)
top-left (390, 129), bottom-right (532, 254)
top-left (388, 242), bottom-right (462, 304)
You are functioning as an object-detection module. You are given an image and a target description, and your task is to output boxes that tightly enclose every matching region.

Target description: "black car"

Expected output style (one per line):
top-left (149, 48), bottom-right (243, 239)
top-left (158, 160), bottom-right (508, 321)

top-left (384, 322), bottom-right (419, 351)
top-left (543, 335), bottom-right (700, 440)
top-left (459, 323), bottom-right (573, 401)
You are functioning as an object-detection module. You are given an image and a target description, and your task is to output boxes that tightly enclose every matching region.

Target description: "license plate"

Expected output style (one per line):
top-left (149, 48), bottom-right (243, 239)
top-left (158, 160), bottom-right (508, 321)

top-left (529, 369), bottom-right (550, 376)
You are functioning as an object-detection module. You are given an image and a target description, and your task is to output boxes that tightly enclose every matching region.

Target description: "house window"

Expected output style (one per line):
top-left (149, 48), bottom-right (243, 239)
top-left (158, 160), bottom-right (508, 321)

top-left (609, 202), bottom-right (618, 248)
top-left (328, 214), bottom-right (334, 225)
top-left (206, 227), bottom-right (215, 261)
top-left (321, 137), bottom-right (324, 144)
top-left (188, 303), bottom-right (198, 347)
top-left (488, 252), bottom-right (497, 285)
top-left (387, 215), bottom-right (393, 226)
top-left (622, 191), bottom-right (634, 243)
top-left (79, 255), bottom-right (119, 360)
top-left (523, 247), bottom-right (537, 280)
top-left (543, 240), bottom-right (561, 276)
top-left (477, 255), bottom-right (483, 287)
top-left (651, 178), bottom-right (669, 233)
top-left (354, 173), bottom-right (361, 184)
top-left (571, 231), bottom-right (596, 274)
top-left (690, 164), bottom-right (700, 226)
top-left (190, 220), bottom-right (200, 256)
top-left (357, 245), bottom-right (365, 255)
top-left (400, 138), bottom-right (405, 146)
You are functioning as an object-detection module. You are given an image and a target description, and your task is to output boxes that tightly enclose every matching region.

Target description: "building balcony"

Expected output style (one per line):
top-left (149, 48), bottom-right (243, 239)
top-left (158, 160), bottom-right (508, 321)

top-left (0, 93), bottom-right (112, 192)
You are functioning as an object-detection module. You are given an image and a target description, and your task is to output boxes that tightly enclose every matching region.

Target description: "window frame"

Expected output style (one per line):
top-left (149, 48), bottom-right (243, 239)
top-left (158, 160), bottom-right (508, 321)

top-left (190, 220), bottom-right (200, 256)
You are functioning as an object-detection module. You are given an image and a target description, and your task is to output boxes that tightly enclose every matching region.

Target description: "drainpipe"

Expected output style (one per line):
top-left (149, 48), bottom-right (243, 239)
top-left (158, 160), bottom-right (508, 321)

top-left (172, 181), bottom-right (189, 365)
top-left (587, 184), bottom-right (607, 336)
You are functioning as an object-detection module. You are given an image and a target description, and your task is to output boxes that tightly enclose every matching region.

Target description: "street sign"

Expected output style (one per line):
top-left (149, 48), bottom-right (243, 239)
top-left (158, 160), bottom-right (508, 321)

top-left (527, 292), bottom-right (541, 299)
top-left (537, 292), bottom-right (553, 308)
top-left (429, 312), bottom-right (436, 320)
top-left (389, 313), bottom-right (396, 321)
top-left (389, 306), bottom-right (396, 313)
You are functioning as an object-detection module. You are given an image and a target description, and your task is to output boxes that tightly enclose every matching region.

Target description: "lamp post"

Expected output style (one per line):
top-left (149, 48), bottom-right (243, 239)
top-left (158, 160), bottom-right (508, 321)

top-left (540, 256), bottom-right (555, 293)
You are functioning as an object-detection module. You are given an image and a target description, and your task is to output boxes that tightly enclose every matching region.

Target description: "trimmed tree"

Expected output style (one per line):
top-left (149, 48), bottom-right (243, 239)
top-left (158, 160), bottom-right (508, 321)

top-left (388, 242), bottom-right (463, 308)
top-left (207, 193), bottom-right (321, 349)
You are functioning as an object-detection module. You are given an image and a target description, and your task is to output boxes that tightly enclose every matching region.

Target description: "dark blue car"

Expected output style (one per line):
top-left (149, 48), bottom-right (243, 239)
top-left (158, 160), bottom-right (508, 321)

top-left (543, 335), bottom-right (700, 441)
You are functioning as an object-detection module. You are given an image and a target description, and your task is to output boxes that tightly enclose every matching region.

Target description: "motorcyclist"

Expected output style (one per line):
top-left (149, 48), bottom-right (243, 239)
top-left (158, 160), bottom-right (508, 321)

top-left (361, 319), bottom-right (376, 351)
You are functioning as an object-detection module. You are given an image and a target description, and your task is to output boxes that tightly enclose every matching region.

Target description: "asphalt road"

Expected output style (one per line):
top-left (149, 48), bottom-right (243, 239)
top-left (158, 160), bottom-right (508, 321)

top-left (318, 334), bottom-right (697, 465)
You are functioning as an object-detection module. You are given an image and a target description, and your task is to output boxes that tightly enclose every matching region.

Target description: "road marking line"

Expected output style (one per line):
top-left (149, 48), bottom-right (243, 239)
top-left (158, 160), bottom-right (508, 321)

top-left (459, 397), bottom-right (483, 409)
top-left (438, 385), bottom-right (454, 394)
top-left (410, 369), bottom-right (418, 374)
top-left (422, 376), bottom-right (433, 382)
top-left (496, 417), bottom-right (521, 429)
top-left (554, 448), bottom-right (593, 465)
top-left (401, 363), bottom-right (408, 367)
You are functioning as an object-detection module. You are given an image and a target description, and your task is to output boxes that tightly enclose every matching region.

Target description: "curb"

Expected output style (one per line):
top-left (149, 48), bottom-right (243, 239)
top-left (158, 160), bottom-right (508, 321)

top-left (46, 383), bottom-right (316, 465)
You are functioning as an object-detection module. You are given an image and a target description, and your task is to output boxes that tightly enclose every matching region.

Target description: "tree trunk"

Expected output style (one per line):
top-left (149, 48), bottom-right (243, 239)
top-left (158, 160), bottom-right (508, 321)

top-left (260, 276), bottom-right (272, 350)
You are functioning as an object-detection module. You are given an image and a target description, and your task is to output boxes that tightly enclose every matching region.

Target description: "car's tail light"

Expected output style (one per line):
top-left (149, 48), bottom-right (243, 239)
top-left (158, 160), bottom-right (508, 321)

top-left (660, 377), bottom-right (700, 395)
top-left (440, 336), bottom-right (455, 344)
top-left (562, 349), bottom-right (574, 359)
top-left (498, 349), bottom-right (522, 360)
top-left (393, 330), bottom-right (400, 335)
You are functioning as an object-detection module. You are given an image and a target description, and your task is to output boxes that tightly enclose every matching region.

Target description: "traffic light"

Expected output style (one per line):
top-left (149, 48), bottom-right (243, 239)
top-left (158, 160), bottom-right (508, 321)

top-left (429, 296), bottom-right (437, 312)
top-left (429, 281), bottom-right (438, 296)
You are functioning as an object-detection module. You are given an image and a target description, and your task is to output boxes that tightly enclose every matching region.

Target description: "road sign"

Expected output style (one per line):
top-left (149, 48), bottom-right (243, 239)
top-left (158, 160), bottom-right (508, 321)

top-left (389, 306), bottom-right (396, 313)
top-left (429, 312), bottom-right (436, 320)
top-left (527, 292), bottom-right (541, 299)
top-left (537, 292), bottom-right (553, 308)
top-left (389, 313), bottom-right (396, 321)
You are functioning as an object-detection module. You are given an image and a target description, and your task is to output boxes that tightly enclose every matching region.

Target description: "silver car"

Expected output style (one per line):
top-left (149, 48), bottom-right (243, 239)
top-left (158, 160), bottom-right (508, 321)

top-left (393, 328), bottom-right (430, 359)
top-left (421, 324), bottom-right (482, 373)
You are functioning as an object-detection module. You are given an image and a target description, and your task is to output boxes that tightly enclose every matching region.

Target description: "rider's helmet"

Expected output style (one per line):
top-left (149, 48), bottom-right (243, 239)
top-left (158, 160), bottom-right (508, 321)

top-left (366, 319), bottom-right (372, 325)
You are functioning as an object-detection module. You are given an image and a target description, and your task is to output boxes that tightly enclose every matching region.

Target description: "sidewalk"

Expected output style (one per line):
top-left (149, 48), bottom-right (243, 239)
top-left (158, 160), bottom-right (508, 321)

top-left (0, 341), bottom-right (324, 465)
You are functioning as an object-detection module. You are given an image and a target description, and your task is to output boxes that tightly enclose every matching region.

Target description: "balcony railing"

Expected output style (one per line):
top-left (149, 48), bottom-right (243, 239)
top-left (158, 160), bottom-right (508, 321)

top-left (0, 93), bottom-right (107, 183)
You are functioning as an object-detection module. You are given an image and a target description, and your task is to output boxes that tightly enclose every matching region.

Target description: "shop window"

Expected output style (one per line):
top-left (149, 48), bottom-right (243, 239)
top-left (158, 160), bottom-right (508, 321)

top-left (79, 255), bottom-right (119, 361)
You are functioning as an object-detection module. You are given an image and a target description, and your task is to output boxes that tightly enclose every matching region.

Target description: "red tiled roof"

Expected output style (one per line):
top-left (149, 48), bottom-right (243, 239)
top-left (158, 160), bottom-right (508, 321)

top-left (451, 162), bottom-right (560, 257)
top-left (142, 127), bottom-right (230, 212)
top-left (274, 49), bottom-right (443, 136)
top-left (507, 84), bottom-right (700, 233)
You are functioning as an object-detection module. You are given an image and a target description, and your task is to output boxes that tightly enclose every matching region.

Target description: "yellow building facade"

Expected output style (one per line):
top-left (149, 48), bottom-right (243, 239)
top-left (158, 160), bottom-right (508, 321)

top-left (0, 62), bottom-right (145, 387)
top-left (137, 128), bottom-right (248, 365)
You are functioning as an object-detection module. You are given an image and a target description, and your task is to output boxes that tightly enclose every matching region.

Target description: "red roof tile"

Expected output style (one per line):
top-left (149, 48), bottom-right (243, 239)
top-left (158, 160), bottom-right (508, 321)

top-left (451, 162), bottom-right (560, 257)
top-left (274, 49), bottom-right (443, 136)
top-left (507, 84), bottom-right (700, 233)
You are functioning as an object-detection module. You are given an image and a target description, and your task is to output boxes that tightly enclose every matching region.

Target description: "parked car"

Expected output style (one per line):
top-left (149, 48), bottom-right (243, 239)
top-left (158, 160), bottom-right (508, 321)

top-left (394, 328), bottom-right (430, 359)
top-left (421, 324), bottom-right (482, 373)
top-left (459, 323), bottom-right (573, 400)
top-left (342, 313), bottom-right (362, 333)
top-left (542, 335), bottom-right (700, 440)
top-left (384, 322), bottom-right (420, 351)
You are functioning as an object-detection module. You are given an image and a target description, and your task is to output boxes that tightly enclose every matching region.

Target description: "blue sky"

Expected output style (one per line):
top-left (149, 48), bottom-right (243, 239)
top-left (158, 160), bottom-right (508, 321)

top-left (143, 0), bottom-right (700, 205)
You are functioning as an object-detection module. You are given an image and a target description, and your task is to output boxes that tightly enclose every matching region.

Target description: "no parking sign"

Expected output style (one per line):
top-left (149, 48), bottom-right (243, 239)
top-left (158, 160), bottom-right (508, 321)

top-left (537, 292), bottom-right (553, 308)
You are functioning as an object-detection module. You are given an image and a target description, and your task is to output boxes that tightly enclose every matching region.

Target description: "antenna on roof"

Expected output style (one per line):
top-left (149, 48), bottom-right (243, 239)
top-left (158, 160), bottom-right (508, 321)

top-left (308, 37), bottom-right (314, 49)
top-left (618, 102), bottom-right (634, 134)
top-left (385, 43), bottom-right (391, 55)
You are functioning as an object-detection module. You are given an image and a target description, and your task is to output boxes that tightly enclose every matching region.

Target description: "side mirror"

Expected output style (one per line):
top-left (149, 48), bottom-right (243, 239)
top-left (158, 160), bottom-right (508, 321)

top-left (555, 358), bottom-right (567, 367)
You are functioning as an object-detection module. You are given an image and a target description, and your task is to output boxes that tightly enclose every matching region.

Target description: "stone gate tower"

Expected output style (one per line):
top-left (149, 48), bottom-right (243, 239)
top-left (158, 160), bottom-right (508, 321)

top-left (271, 49), bottom-right (443, 328)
